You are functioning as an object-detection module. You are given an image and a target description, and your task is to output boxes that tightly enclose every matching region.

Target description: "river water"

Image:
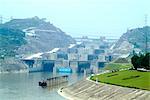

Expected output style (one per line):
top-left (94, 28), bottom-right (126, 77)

top-left (0, 72), bottom-right (86, 100)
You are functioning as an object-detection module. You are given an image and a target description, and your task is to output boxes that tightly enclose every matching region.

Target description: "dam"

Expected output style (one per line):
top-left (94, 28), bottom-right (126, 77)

top-left (22, 59), bottom-right (105, 73)
top-left (21, 37), bottom-right (113, 73)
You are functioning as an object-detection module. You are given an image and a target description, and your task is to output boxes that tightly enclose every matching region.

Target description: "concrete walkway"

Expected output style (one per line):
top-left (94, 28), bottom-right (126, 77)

top-left (58, 79), bottom-right (150, 100)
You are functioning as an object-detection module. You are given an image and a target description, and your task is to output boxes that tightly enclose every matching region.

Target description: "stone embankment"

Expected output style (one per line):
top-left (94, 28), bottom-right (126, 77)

top-left (58, 79), bottom-right (150, 100)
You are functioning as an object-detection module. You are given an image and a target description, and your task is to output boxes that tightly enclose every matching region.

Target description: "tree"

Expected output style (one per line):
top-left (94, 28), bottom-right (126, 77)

top-left (142, 53), bottom-right (150, 70)
top-left (131, 54), bottom-right (140, 70)
top-left (138, 54), bottom-right (144, 68)
top-left (131, 53), bottom-right (150, 70)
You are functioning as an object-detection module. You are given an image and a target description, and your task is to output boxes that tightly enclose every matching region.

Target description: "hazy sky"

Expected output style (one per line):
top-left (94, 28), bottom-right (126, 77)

top-left (0, 0), bottom-right (150, 38)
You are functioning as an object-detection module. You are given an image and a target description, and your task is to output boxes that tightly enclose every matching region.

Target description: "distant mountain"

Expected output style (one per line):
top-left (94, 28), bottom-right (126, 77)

top-left (1, 16), bottom-right (59, 30)
top-left (113, 26), bottom-right (150, 54)
top-left (0, 16), bottom-right (75, 56)
top-left (0, 17), bottom-right (75, 72)
top-left (0, 28), bottom-right (27, 72)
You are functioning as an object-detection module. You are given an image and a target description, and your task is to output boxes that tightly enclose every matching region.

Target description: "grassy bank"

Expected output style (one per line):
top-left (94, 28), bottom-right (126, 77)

top-left (91, 70), bottom-right (150, 90)
top-left (104, 63), bottom-right (132, 71)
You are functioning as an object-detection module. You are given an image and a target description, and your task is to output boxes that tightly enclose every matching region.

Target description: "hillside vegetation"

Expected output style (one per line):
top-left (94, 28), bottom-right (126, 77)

top-left (0, 28), bottom-right (26, 57)
top-left (104, 63), bottom-right (132, 71)
top-left (113, 26), bottom-right (150, 53)
top-left (0, 16), bottom-right (75, 55)
top-left (0, 16), bottom-right (59, 30)
top-left (0, 17), bottom-right (75, 71)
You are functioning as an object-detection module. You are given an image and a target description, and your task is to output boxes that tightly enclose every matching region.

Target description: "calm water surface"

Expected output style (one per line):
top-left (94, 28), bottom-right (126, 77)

top-left (0, 72), bottom-right (85, 100)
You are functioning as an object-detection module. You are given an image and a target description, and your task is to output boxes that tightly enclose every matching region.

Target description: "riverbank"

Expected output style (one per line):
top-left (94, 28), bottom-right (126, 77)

top-left (91, 70), bottom-right (150, 90)
top-left (0, 69), bottom-right (28, 74)
top-left (0, 57), bottom-right (28, 73)
top-left (58, 78), bottom-right (150, 100)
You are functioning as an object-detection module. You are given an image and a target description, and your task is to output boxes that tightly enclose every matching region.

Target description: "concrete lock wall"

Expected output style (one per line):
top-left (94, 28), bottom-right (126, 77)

top-left (69, 61), bottom-right (78, 73)
top-left (63, 60), bottom-right (69, 67)
top-left (98, 62), bottom-right (105, 68)
top-left (88, 54), bottom-right (98, 61)
top-left (78, 61), bottom-right (91, 73)
top-left (90, 61), bottom-right (98, 74)
top-left (78, 48), bottom-right (90, 55)
top-left (98, 55), bottom-right (106, 62)
top-left (55, 60), bottom-right (63, 67)
top-left (67, 48), bottom-right (78, 53)
top-left (49, 53), bottom-right (57, 60)
top-left (23, 60), bottom-right (35, 68)
top-left (79, 54), bottom-right (88, 61)
top-left (42, 60), bottom-right (54, 72)
top-left (32, 60), bottom-right (41, 68)
top-left (57, 53), bottom-right (68, 60)
top-left (94, 49), bottom-right (105, 55)
top-left (68, 53), bottom-right (78, 60)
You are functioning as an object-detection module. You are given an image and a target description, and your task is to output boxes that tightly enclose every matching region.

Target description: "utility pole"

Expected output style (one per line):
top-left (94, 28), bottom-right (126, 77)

top-left (145, 14), bottom-right (148, 53)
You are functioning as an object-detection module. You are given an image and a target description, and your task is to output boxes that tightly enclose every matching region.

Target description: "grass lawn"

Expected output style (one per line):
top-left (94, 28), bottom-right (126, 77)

top-left (104, 63), bottom-right (132, 71)
top-left (91, 70), bottom-right (150, 90)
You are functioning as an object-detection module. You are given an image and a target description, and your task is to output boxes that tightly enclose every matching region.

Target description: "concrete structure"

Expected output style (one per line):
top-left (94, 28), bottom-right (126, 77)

top-left (58, 79), bottom-right (150, 100)
top-left (48, 53), bottom-right (57, 60)
top-left (22, 37), bottom-right (113, 73)
top-left (68, 53), bottom-right (78, 61)
top-left (69, 61), bottom-right (78, 73)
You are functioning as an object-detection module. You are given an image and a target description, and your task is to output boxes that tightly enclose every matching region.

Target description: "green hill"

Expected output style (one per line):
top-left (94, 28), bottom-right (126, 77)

top-left (0, 16), bottom-right (58, 30)
top-left (114, 26), bottom-right (150, 52)
top-left (0, 28), bottom-right (26, 57)
top-left (0, 17), bottom-right (75, 55)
